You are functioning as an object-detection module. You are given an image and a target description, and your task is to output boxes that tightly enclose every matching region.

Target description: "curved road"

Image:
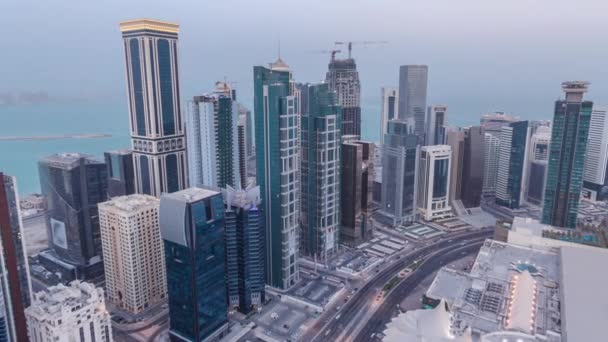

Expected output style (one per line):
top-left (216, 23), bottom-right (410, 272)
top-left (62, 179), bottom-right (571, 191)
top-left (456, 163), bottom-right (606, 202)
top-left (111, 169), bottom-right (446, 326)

top-left (310, 228), bottom-right (493, 341)
top-left (353, 241), bottom-right (484, 341)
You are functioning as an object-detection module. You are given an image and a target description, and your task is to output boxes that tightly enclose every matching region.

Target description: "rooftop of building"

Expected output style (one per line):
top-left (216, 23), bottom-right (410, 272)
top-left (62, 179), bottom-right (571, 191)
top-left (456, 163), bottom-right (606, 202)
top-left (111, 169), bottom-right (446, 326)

top-left (269, 57), bottom-right (290, 72)
top-left (119, 19), bottom-right (179, 34)
top-left (29, 281), bottom-right (104, 316)
top-left (39, 153), bottom-right (102, 168)
top-left (105, 149), bottom-right (132, 155)
top-left (98, 194), bottom-right (159, 213)
top-left (161, 186), bottom-right (220, 204)
top-left (222, 185), bottom-right (260, 210)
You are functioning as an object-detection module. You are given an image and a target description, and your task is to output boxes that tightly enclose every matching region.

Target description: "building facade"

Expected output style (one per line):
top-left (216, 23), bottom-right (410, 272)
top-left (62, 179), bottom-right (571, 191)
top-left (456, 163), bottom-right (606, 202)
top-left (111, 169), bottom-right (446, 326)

top-left (417, 146), bottom-right (452, 221)
top-left (426, 105), bottom-right (447, 146)
top-left (160, 188), bottom-right (229, 342)
top-left (223, 186), bottom-right (265, 314)
top-left (542, 82), bottom-right (592, 228)
top-left (25, 281), bottom-right (112, 342)
top-left (495, 121), bottom-right (530, 209)
top-left (380, 87), bottom-right (398, 144)
top-left (98, 195), bottom-right (167, 315)
top-left (480, 112), bottom-right (518, 137)
top-left (341, 140), bottom-right (375, 245)
top-left (104, 150), bottom-right (135, 198)
top-left (582, 105), bottom-right (608, 201)
top-left (445, 128), bottom-right (465, 207)
top-left (300, 83), bottom-right (342, 259)
top-left (526, 127), bottom-right (551, 205)
top-left (0, 173), bottom-right (32, 342)
top-left (482, 133), bottom-right (500, 196)
top-left (186, 82), bottom-right (241, 190)
top-left (120, 19), bottom-right (187, 197)
top-left (254, 59), bottom-right (300, 289)
top-left (398, 65), bottom-right (428, 139)
top-left (461, 126), bottom-right (485, 208)
top-left (325, 56), bottom-right (361, 138)
top-left (381, 120), bottom-right (419, 226)
top-left (38, 153), bottom-right (107, 281)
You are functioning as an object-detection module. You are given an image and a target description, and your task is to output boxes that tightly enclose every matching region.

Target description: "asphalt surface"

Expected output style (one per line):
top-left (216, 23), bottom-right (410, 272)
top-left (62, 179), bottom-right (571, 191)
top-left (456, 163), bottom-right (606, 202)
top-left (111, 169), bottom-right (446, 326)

top-left (353, 241), bottom-right (485, 342)
top-left (310, 228), bottom-right (493, 342)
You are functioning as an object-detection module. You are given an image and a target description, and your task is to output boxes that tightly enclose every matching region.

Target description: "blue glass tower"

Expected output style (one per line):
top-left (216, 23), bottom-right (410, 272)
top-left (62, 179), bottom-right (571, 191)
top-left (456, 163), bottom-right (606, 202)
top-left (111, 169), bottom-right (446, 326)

top-left (120, 19), bottom-right (187, 197)
top-left (495, 121), bottom-right (529, 209)
top-left (160, 188), bottom-right (228, 341)
top-left (542, 82), bottom-right (592, 228)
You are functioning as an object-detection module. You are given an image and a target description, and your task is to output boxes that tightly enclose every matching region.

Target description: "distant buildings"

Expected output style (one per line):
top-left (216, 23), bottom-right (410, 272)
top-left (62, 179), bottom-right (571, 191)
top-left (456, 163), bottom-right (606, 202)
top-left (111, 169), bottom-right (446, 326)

top-left (326, 54), bottom-right (361, 138)
top-left (254, 59), bottom-right (300, 289)
top-left (300, 83), bottom-right (342, 259)
top-left (0, 173), bottom-right (32, 341)
top-left (527, 127), bottom-right (551, 205)
top-left (381, 120), bottom-right (419, 226)
top-left (380, 87), bottom-right (398, 144)
top-left (480, 111), bottom-right (518, 137)
top-left (542, 82), bottom-right (592, 228)
top-left (582, 105), bottom-right (608, 201)
top-left (104, 149), bottom-right (135, 198)
top-left (223, 186), bottom-right (265, 314)
top-left (38, 153), bottom-right (107, 282)
top-left (186, 81), bottom-right (242, 189)
top-left (120, 19), bottom-right (187, 196)
top-left (495, 121), bottom-right (530, 209)
top-left (341, 139), bottom-right (375, 245)
top-left (98, 195), bottom-right (166, 315)
top-left (425, 105), bottom-right (447, 146)
top-left (461, 126), bottom-right (485, 208)
top-left (417, 145), bottom-right (452, 221)
top-left (398, 65), bottom-right (428, 139)
top-left (25, 281), bottom-right (112, 342)
top-left (160, 188), bottom-right (229, 342)
top-left (482, 133), bottom-right (500, 196)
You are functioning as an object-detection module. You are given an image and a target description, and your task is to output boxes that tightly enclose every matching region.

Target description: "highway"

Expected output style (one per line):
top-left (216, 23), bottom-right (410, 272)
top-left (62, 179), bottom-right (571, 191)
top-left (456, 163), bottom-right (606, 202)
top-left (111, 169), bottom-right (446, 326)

top-left (352, 241), bottom-right (484, 341)
top-left (309, 228), bottom-right (493, 341)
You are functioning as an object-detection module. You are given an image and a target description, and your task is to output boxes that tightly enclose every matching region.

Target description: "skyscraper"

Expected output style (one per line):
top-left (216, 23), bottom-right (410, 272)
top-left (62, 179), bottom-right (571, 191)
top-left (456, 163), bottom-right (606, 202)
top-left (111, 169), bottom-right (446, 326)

top-left (542, 81), bottom-right (592, 228)
top-left (582, 106), bottom-right (608, 201)
top-left (326, 54), bottom-right (361, 137)
top-left (160, 188), bottom-right (229, 341)
top-left (482, 133), bottom-right (500, 196)
top-left (495, 121), bottom-right (530, 209)
top-left (237, 113), bottom-right (248, 188)
top-left (527, 127), bottom-right (551, 205)
top-left (104, 149), bottom-right (135, 198)
top-left (381, 120), bottom-right (419, 226)
top-left (341, 140), bottom-right (375, 245)
top-left (480, 112), bottom-right (519, 137)
top-left (98, 195), bottom-right (166, 315)
top-left (25, 281), bottom-right (112, 342)
top-left (186, 81), bottom-right (241, 189)
top-left (38, 153), bottom-right (107, 282)
top-left (461, 126), bottom-right (485, 208)
top-left (426, 105), bottom-right (448, 146)
top-left (120, 19), bottom-right (187, 197)
top-left (417, 145), bottom-right (452, 221)
top-left (300, 83), bottom-right (342, 259)
top-left (398, 65), bottom-right (428, 139)
top-left (380, 87), bottom-right (398, 144)
top-left (0, 173), bottom-right (32, 341)
top-left (254, 59), bottom-right (300, 289)
top-left (445, 128), bottom-right (465, 208)
top-left (223, 186), bottom-right (265, 314)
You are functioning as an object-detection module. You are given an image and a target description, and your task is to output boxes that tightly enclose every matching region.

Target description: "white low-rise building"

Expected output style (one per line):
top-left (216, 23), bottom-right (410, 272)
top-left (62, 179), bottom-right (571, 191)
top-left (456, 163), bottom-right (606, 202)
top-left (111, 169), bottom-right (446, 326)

top-left (25, 281), bottom-right (112, 342)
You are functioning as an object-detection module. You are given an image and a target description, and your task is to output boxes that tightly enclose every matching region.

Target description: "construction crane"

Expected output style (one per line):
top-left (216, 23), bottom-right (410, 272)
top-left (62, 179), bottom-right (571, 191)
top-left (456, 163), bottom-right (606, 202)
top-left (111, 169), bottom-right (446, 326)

top-left (311, 49), bottom-right (342, 61)
top-left (334, 40), bottom-right (389, 58)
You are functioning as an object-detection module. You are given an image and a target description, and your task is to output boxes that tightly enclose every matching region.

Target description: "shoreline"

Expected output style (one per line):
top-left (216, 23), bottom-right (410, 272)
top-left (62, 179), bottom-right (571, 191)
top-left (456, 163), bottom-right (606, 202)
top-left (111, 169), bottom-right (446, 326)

top-left (0, 133), bottom-right (112, 141)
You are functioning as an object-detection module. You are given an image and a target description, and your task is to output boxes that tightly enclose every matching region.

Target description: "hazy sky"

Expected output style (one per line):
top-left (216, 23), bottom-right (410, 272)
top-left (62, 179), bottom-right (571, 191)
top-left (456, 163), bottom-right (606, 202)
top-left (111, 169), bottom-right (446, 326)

top-left (3, 0), bottom-right (608, 125)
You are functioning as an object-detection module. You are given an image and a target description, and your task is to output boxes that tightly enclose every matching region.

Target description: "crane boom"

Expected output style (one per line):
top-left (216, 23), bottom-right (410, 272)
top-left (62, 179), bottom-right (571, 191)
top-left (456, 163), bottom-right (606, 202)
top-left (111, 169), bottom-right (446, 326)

top-left (334, 40), bottom-right (388, 58)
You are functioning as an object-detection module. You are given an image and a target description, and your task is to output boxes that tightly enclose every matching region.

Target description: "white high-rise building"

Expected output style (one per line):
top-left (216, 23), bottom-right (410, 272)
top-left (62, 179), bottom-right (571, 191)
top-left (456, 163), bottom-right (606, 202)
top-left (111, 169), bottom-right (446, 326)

top-left (482, 133), bottom-right (500, 195)
top-left (426, 105), bottom-right (448, 146)
top-left (583, 106), bottom-right (608, 200)
top-left (417, 145), bottom-right (452, 221)
top-left (186, 81), bottom-right (242, 189)
top-left (380, 87), bottom-right (398, 144)
top-left (98, 195), bottom-right (166, 315)
top-left (25, 281), bottom-right (112, 342)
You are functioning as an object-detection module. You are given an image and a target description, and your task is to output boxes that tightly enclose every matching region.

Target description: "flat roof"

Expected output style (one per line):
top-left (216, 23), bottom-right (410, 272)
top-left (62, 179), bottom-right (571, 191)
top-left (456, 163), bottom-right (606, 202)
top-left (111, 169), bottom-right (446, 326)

top-left (161, 187), bottom-right (219, 204)
top-left (559, 246), bottom-right (608, 341)
top-left (119, 19), bottom-right (179, 33)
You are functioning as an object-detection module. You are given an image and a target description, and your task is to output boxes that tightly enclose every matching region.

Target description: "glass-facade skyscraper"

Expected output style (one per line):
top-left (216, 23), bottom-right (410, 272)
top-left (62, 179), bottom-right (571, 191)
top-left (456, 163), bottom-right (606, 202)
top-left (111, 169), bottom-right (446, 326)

top-left (254, 59), bottom-right (300, 290)
top-left (398, 65), bottom-right (428, 139)
top-left (300, 83), bottom-right (342, 260)
top-left (461, 126), bottom-right (485, 208)
top-left (104, 149), bottom-right (135, 198)
top-left (120, 19), bottom-right (187, 197)
top-left (542, 82), bottom-right (592, 228)
top-left (160, 187), bottom-right (228, 342)
top-left (495, 121), bottom-right (530, 209)
top-left (0, 173), bottom-right (32, 342)
top-left (37, 153), bottom-right (107, 281)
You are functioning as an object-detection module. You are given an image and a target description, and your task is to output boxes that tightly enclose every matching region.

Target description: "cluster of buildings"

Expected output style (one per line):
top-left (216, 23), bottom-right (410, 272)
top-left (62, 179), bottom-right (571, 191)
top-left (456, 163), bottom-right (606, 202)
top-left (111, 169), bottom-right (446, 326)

top-left (0, 16), bottom-right (607, 342)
